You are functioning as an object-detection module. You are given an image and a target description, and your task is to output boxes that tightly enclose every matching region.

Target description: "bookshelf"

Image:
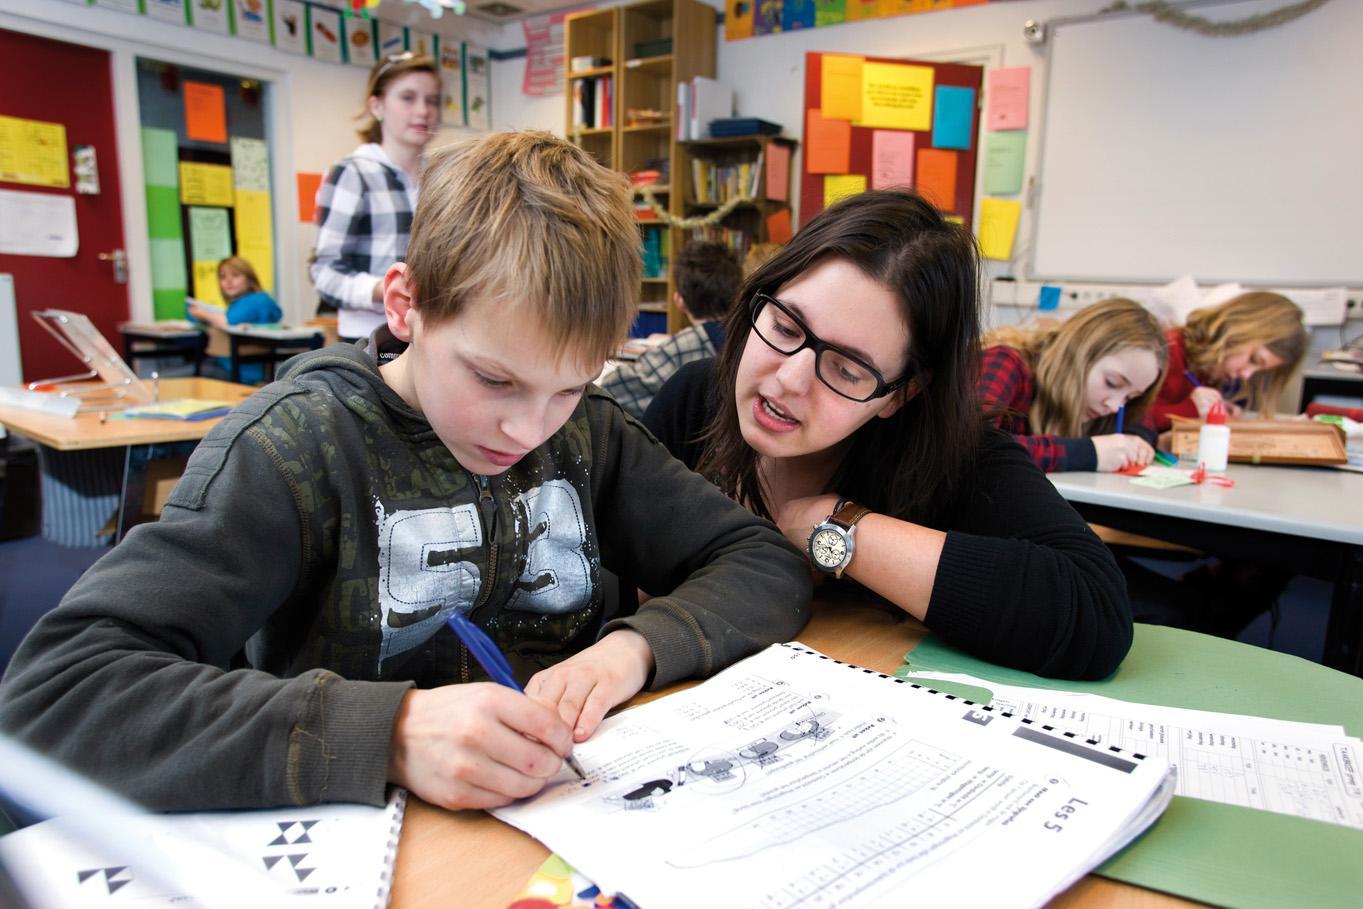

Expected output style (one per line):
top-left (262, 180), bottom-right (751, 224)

top-left (565, 0), bottom-right (716, 336)
top-left (678, 135), bottom-right (797, 292)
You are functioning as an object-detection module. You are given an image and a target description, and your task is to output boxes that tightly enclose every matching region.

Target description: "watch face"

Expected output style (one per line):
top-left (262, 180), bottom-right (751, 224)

top-left (810, 528), bottom-right (847, 569)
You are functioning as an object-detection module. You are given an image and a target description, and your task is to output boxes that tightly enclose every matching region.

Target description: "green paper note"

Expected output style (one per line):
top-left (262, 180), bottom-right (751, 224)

top-left (1131, 473), bottom-right (1195, 489)
top-left (982, 130), bottom-right (1026, 195)
top-left (140, 127), bottom-right (179, 187)
top-left (188, 207), bottom-right (231, 263)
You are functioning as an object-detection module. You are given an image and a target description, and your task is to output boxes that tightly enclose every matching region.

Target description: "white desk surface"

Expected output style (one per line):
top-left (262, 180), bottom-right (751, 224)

top-left (1050, 465), bottom-right (1363, 547)
top-left (224, 325), bottom-right (323, 341)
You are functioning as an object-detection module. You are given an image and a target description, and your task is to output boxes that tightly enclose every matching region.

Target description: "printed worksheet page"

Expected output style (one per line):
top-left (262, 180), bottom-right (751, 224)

top-left (495, 644), bottom-right (1174, 909)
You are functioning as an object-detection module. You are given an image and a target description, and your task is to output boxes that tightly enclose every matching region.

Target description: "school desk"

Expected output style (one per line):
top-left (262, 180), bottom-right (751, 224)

top-left (1050, 466), bottom-right (1363, 676)
top-left (222, 325), bottom-right (324, 384)
top-left (0, 377), bottom-right (255, 546)
top-left (388, 598), bottom-right (1197, 909)
top-left (117, 322), bottom-right (207, 378)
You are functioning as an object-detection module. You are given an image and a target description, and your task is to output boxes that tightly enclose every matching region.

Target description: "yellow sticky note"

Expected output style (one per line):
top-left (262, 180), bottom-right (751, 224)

top-left (0, 115), bottom-right (69, 188)
top-left (824, 174), bottom-right (867, 208)
top-left (858, 63), bottom-right (934, 131)
top-left (978, 197), bottom-right (1022, 261)
top-left (233, 190), bottom-right (275, 291)
top-left (180, 162), bottom-right (234, 206)
top-left (821, 55), bottom-right (864, 122)
top-left (192, 260), bottom-right (226, 307)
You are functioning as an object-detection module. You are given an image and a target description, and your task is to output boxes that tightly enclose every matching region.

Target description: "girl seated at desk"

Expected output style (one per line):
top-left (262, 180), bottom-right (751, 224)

top-left (978, 298), bottom-right (1168, 473)
top-left (1149, 292), bottom-right (1308, 430)
top-left (642, 190), bottom-right (1133, 680)
top-left (187, 256), bottom-right (282, 384)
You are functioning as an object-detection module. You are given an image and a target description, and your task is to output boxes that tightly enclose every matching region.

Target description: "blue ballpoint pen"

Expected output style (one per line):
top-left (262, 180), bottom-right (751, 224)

top-left (444, 609), bottom-right (588, 781)
top-left (1184, 369), bottom-right (1202, 388)
top-left (1115, 404), bottom-right (1125, 434)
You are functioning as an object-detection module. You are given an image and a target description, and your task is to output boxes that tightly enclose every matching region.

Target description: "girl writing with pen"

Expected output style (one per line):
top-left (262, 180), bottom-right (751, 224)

top-left (1148, 292), bottom-right (1308, 431)
top-left (978, 298), bottom-right (1168, 473)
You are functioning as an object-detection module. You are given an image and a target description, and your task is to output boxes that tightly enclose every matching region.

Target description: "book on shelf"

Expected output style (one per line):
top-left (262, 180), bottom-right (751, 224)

top-left (572, 75), bottom-right (612, 130)
top-left (493, 642), bottom-right (1176, 909)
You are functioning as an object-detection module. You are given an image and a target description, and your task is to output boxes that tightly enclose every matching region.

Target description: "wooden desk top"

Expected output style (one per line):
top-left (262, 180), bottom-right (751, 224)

top-left (0, 377), bottom-right (255, 451)
top-left (390, 600), bottom-right (1195, 909)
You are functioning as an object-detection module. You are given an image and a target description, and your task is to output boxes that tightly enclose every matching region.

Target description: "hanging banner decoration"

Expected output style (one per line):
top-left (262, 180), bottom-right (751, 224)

top-left (0, 116), bottom-right (69, 188)
top-left (144, 0), bottom-right (189, 25)
top-left (233, 0), bottom-right (272, 43)
top-left (377, 21), bottom-right (408, 57)
top-left (308, 5), bottom-right (344, 64)
top-left (522, 13), bottom-right (566, 97)
top-left (346, 17), bottom-right (377, 68)
top-left (440, 42), bottom-right (465, 126)
top-left (273, 0), bottom-right (309, 55)
top-left (409, 30), bottom-right (438, 60)
top-left (188, 0), bottom-right (231, 36)
top-left (464, 44), bottom-right (491, 131)
top-left (92, 0), bottom-right (139, 12)
top-left (726, 0), bottom-right (1001, 40)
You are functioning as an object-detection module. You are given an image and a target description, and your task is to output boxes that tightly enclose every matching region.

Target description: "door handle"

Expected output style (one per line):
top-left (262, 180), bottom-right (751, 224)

top-left (97, 249), bottom-right (128, 284)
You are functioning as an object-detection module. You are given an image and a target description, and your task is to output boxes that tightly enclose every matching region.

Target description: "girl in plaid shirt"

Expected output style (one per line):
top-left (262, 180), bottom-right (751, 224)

top-left (311, 53), bottom-right (441, 341)
top-left (979, 298), bottom-right (1167, 472)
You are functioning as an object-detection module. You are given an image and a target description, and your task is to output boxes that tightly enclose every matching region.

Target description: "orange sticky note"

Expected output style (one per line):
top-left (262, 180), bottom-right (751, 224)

top-left (766, 209), bottom-right (794, 244)
top-left (820, 55), bottom-right (863, 122)
top-left (916, 148), bottom-right (958, 212)
top-left (183, 82), bottom-right (227, 145)
top-left (805, 109), bottom-right (851, 175)
top-left (296, 172), bottom-right (323, 223)
top-left (766, 143), bottom-right (791, 203)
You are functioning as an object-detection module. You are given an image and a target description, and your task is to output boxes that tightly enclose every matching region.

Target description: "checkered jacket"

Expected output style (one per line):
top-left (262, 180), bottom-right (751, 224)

top-left (601, 323), bottom-right (720, 419)
top-left (310, 144), bottom-right (417, 336)
top-left (977, 345), bottom-right (1097, 473)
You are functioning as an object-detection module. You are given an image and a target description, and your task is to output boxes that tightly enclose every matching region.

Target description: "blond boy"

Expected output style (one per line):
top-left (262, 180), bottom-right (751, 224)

top-left (0, 132), bottom-right (811, 811)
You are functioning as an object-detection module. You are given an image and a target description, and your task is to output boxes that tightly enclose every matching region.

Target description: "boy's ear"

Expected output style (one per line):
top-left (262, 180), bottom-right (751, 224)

top-left (383, 263), bottom-right (419, 342)
top-left (673, 292), bottom-right (690, 317)
top-left (875, 377), bottom-right (922, 421)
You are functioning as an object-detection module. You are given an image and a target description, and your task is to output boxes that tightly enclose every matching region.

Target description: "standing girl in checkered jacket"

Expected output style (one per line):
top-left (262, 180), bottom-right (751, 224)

top-left (979, 299), bottom-right (1168, 473)
top-left (311, 52), bottom-right (441, 343)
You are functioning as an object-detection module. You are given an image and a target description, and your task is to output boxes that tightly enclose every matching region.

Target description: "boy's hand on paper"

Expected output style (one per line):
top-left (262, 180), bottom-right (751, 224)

top-left (387, 684), bottom-right (572, 810)
top-left (1093, 434), bottom-right (1154, 472)
top-left (526, 629), bottom-right (653, 743)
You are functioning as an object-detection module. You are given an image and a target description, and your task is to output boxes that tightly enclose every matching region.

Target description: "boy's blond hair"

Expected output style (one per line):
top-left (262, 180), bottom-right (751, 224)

top-left (405, 131), bottom-right (641, 366)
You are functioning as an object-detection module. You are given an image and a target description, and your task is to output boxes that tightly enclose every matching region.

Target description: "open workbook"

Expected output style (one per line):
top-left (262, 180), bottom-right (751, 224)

top-left (494, 643), bottom-right (1177, 909)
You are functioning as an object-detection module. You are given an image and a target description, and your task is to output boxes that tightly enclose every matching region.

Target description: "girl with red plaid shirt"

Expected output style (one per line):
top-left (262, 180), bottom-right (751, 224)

top-left (979, 299), bottom-right (1167, 473)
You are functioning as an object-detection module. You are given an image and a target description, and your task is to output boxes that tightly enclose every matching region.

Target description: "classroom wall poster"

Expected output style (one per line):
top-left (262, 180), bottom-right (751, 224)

top-left (522, 13), bottom-right (566, 98)
top-left (440, 43), bottom-right (465, 126)
top-left (345, 17), bottom-right (377, 68)
top-left (726, 0), bottom-right (997, 40)
top-left (229, 137), bottom-right (269, 193)
top-left (144, 0), bottom-right (189, 26)
top-left (233, 0), bottom-right (272, 44)
top-left (91, 0), bottom-right (139, 13)
top-left (985, 66), bottom-right (1030, 131)
top-left (273, 0), bottom-right (309, 55)
top-left (308, 5), bottom-right (344, 64)
top-left (409, 30), bottom-right (437, 60)
top-left (188, 0), bottom-right (231, 37)
top-left (179, 162), bottom-right (234, 206)
top-left (377, 21), bottom-right (408, 57)
top-left (464, 44), bottom-right (491, 131)
top-left (0, 116), bottom-right (69, 189)
top-left (234, 190), bottom-right (275, 291)
top-left (183, 81), bottom-right (228, 144)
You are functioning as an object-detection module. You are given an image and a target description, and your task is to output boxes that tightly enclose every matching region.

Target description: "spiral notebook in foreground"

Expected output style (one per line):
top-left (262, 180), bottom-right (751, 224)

top-left (0, 788), bottom-right (406, 908)
top-left (494, 643), bottom-right (1176, 909)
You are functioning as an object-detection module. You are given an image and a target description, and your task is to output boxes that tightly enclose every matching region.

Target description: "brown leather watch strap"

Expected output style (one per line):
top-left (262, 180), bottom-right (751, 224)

top-left (830, 499), bottom-right (872, 530)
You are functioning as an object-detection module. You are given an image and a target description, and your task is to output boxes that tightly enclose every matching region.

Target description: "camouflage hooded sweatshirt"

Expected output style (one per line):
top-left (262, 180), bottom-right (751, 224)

top-left (0, 342), bottom-right (811, 810)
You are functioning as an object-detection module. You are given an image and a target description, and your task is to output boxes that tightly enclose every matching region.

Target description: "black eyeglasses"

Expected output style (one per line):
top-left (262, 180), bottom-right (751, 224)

top-left (748, 294), bottom-right (911, 402)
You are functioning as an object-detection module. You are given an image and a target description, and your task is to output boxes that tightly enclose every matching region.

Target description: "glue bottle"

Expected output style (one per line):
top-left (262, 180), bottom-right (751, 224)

top-left (1197, 400), bottom-right (1231, 473)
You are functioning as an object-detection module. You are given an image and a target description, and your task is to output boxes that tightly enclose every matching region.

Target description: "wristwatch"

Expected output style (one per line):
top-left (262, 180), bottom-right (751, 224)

top-left (807, 498), bottom-right (872, 579)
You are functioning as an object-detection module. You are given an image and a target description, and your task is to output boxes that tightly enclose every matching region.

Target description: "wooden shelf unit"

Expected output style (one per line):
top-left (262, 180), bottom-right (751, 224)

top-left (564, 0), bottom-right (716, 335)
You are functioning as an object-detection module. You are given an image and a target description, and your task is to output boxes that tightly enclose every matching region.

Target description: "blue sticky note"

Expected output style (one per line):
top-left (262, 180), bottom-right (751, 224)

top-left (1039, 285), bottom-right (1062, 311)
top-left (932, 86), bottom-right (975, 150)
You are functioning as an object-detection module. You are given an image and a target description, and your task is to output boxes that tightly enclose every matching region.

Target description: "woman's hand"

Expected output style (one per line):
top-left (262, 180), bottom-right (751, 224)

top-left (525, 630), bottom-right (654, 743)
top-left (1091, 434), bottom-right (1155, 472)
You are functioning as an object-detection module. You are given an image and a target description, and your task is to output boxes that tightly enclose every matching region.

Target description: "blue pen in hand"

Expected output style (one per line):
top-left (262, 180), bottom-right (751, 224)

top-left (1184, 369), bottom-right (1202, 388)
top-left (1115, 404), bottom-right (1125, 434)
top-left (444, 609), bottom-right (588, 781)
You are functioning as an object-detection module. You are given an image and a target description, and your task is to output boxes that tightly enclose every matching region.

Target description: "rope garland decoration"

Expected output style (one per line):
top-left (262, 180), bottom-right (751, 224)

top-left (633, 184), bottom-right (755, 229)
top-left (1098, 0), bottom-right (1330, 36)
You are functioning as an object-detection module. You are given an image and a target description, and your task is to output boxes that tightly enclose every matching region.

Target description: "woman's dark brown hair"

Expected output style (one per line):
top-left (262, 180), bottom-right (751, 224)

top-left (698, 189), bottom-right (984, 526)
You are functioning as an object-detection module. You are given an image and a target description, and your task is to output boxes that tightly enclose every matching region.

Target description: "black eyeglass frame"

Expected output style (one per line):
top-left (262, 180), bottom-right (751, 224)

top-left (748, 293), bottom-right (912, 403)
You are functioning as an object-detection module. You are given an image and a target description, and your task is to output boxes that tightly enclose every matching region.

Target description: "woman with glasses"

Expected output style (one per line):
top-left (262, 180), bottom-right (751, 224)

top-left (642, 190), bottom-right (1133, 680)
top-left (311, 52), bottom-right (441, 343)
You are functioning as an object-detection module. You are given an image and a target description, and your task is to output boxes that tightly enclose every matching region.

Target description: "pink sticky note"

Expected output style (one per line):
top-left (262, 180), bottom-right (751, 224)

top-left (871, 130), bottom-right (914, 190)
top-left (766, 143), bottom-right (791, 203)
top-left (986, 67), bottom-right (1030, 131)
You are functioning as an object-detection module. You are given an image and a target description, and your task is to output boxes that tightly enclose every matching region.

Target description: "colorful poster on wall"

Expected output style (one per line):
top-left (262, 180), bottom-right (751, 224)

top-left (179, 162), bottom-right (234, 206)
top-left (0, 116), bottom-right (69, 188)
top-left (272, 0), bottom-right (308, 56)
top-left (377, 22), bottom-right (408, 58)
top-left (727, 0), bottom-right (999, 40)
top-left (931, 85), bottom-right (975, 150)
top-left (857, 62), bottom-right (933, 131)
top-left (192, 260), bottom-right (226, 307)
top-left (725, 0), bottom-right (754, 40)
top-left (915, 147), bottom-right (958, 212)
top-left (188, 206), bottom-right (232, 306)
top-left (144, 0), bottom-right (189, 25)
top-left (92, 0), bottom-right (139, 12)
top-left (229, 138), bottom-right (269, 193)
top-left (188, 0), bottom-right (231, 37)
top-left (308, 5), bottom-right (344, 64)
top-left (233, 0), bottom-right (271, 43)
top-left (804, 109), bottom-right (850, 174)
top-left (986, 66), bottom-right (1030, 131)
top-left (296, 172), bottom-right (323, 223)
top-left (183, 82), bottom-right (228, 144)
top-left (820, 55), bottom-right (863, 121)
top-left (522, 13), bottom-right (566, 97)
top-left (978, 196), bottom-right (1022, 261)
top-left (870, 129), bottom-right (914, 190)
top-left (345, 17), bottom-right (376, 68)
top-left (464, 44), bottom-right (491, 131)
top-left (409, 30), bottom-right (438, 60)
top-left (234, 190), bottom-right (275, 291)
top-left (982, 130), bottom-right (1026, 195)
top-left (440, 43), bottom-right (465, 126)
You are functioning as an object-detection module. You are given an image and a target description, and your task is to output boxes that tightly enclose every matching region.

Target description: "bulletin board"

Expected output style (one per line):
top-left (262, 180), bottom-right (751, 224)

top-left (799, 51), bottom-right (983, 230)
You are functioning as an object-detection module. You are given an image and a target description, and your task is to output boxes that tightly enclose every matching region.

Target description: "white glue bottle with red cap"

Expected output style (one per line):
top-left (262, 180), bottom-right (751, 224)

top-left (1198, 400), bottom-right (1231, 473)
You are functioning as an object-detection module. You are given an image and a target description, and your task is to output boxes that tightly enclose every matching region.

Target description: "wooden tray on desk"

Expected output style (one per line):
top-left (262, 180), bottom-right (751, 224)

top-left (1168, 417), bottom-right (1348, 465)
